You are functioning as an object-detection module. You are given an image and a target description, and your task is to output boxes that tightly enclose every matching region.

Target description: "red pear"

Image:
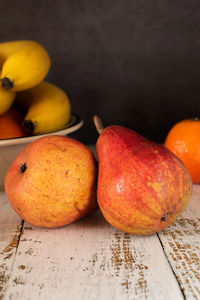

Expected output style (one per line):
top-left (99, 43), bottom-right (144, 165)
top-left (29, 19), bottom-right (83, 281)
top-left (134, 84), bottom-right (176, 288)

top-left (94, 116), bottom-right (192, 235)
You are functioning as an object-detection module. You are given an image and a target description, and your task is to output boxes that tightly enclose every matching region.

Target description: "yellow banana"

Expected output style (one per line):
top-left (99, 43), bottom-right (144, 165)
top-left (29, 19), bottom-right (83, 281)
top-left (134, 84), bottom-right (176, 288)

top-left (16, 81), bottom-right (71, 135)
top-left (0, 40), bottom-right (34, 67)
top-left (0, 40), bottom-right (51, 91)
top-left (0, 71), bottom-right (16, 115)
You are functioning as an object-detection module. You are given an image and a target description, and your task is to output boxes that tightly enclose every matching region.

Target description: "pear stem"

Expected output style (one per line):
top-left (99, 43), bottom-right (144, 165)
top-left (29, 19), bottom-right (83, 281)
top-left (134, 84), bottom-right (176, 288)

top-left (93, 115), bottom-right (104, 135)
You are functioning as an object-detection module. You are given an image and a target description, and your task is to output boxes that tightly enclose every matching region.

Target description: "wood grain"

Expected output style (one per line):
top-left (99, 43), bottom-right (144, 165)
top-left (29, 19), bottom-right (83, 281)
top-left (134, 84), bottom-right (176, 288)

top-left (158, 184), bottom-right (200, 300)
top-left (0, 192), bottom-right (22, 300)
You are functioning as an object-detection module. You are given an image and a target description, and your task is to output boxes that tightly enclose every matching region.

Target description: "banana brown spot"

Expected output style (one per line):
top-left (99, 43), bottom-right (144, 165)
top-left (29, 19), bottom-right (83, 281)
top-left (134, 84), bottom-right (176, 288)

top-left (1, 77), bottom-right (13, 90)
top-left (23, 120), bottom-right (35, 134)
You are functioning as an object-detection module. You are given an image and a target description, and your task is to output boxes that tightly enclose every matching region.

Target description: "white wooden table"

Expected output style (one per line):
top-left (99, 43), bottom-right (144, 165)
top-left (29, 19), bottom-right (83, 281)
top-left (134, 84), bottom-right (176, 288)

top-left (0, 160), bottom-right (200, 299)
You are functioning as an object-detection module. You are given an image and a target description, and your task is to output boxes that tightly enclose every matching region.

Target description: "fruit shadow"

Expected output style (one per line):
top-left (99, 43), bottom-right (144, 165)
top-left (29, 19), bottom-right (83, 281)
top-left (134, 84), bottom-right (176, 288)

top-left (22, 209), bottom-right (108, 232)
top-left (72, 208), bottom-right (109, 230)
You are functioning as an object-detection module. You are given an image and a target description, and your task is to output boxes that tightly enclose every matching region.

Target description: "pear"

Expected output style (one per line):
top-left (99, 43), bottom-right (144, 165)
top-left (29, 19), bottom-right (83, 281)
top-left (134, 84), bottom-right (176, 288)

top-left (4, 135), bottom-right (98, 228)
top-left (93, 116), bottom-right (192, 235)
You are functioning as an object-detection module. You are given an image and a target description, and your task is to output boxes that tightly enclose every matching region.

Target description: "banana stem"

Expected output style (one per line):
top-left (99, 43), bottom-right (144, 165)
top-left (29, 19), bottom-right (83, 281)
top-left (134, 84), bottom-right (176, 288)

top-left (93, 115), bottom-right (104, 135)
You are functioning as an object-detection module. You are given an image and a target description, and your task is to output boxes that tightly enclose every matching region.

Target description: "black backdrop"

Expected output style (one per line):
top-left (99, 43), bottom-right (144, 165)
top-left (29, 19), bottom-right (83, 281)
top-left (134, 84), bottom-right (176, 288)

top-left (1, 0), bottom-right (200, 144)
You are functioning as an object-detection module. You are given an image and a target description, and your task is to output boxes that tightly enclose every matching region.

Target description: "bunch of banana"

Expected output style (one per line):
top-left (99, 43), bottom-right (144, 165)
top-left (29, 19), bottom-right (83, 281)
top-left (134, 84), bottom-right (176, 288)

top-left (0, 40), bottom-right (72, 134)
top-left (0, 40), bottom-right (51, 91)
top-left (16, 81), bottom-right (71, 135)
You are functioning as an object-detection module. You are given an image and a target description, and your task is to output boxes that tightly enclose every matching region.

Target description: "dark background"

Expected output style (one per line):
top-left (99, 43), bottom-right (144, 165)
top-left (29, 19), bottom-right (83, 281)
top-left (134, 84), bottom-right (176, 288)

top-left (1, 0), bottom-right (200, 144)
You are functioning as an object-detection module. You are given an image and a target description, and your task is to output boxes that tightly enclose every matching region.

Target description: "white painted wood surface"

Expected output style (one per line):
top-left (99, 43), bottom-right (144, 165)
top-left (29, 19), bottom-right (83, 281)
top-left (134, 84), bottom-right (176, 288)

top-left (0, 185), bottom-right (199, 299)
top-left (0, 192), bottom-right (22, 299)
top-left (158, 184), bottom-right (200, 300)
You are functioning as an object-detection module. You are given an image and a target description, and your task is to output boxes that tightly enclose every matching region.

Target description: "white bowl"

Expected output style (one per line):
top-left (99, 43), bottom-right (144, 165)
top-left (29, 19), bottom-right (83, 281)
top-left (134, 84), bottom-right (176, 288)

top-left (0, 114), bottom-right (83, 189)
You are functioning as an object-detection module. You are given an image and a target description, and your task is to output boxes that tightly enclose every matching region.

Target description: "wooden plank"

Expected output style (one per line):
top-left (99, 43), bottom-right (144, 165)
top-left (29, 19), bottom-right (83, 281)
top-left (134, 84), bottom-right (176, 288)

top-left (158, 184), bottom-right (200, 300)
top-left (0, 192), bottom-right (23, 300)
top-left (3, 211), bottom-right (183, 300)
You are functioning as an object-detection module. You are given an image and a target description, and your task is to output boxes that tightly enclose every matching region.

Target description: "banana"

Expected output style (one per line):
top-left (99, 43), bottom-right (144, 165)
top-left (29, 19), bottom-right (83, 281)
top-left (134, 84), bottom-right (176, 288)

top-left (0, 40), bottom-right (35, 67)
top-left (16, 81), bottom-right (71, 135)
top-left (0, 72), bottom-right (16, 115)
top-left (0, 40), bottom-right (51, 91)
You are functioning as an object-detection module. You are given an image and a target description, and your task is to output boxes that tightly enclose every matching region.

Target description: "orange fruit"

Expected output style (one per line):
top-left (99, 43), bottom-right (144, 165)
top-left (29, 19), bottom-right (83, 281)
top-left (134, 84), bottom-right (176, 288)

top-left (0, 108), bottom-right (26, 139)
top-left (164, 118), bottom-right (200, 183)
